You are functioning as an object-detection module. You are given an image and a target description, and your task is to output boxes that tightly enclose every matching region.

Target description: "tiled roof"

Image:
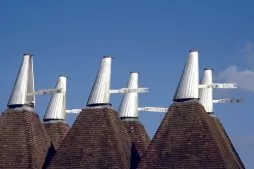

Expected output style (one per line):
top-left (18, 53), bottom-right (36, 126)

top-left (43, 121), bottom-right (70, 150)
top-left (48, 107), bottom-right (131, 169)
top-left (122, 119), bottom-right (150, 169)
top-left (0, 109), bottom-right (52, 169)
top-left (210, 116), bottom-right (245, 168)
top-left (137, 101), bottom-right (244, 169)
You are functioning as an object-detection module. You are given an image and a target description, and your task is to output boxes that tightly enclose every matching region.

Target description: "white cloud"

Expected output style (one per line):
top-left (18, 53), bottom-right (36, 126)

top-left (216, 42), bottom-right (254, 93)
top-left (217, 66), bottom-right (254, 92)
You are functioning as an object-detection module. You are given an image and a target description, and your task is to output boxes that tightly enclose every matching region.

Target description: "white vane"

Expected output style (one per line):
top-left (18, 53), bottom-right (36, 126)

top-left (213, 98), bottom-right (243, 104)
top-left (27, 89), bottom-right (62, 96)
top-left (86, 57), bottom-right (150, 107)
top-left (65, 86), bottom-right (149, 115)
top-left (198, 83), bottom-right (237, 89)
top-left (7, 54), bottom-right (65, 109)
top-left (211, 83), bottom-right (237, 88)
top-left (119, 72), bottom-right (167, 119)
top-left (66, 109), bottom-right (82, 114)
top-left (199, 68), bottom-right (241, 113)
top-left (199, 83), bottom-right (237, 89)
top-left (110, 88), bottom-right (149, 94)
top-left (138, 107), bottom-right (168, 113)
top-left (66, 106), bottom-right (168, 115)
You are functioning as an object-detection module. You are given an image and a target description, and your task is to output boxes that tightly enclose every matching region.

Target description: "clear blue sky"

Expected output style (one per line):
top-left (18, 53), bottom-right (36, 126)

top-left (0, 0), bottom-right (253, 168)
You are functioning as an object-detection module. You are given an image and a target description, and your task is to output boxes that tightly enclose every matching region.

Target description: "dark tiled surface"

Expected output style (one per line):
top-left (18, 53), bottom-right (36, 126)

top-left (43, 121), bottom-right (70, 150)
top-left (0, 109), bottom-right (51, 169)
top-left (48, 107), bottom-right (131, 169)
top-left (210, 116), bottom-right (245, 168)
top-left (137, 101), bottom-right (244, 169)
top-left (123, 120), bottom-right (150, 169)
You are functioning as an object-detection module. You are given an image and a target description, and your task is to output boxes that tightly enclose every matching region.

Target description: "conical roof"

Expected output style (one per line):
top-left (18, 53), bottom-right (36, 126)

top-left (0, 54), bottom-right (53, 168)
top-left (43, 121), bottom-right (69, 150)
top-left (48, 107), bottom-right (131, 169)
top-left (0, 108), bottom-right (52, 169)
top-left (43, 76), bottom-right (70, 150)
top-left (137, 101), bottom-right (244, 169)
top-left (173, 50), bottom-right (199, 102)
top-left (8, 54), bottom-right (35, 108)
top-left (198, 69), bottom-right (244, 168)
top-left (87, 56), bottom-right (112, 107)
top-left (119, 72), bottom-right (139, 118)
top-left (44, 75), bottom-right (67, 121)
top-left (209, 116), bottom-right (245, 168)
top-left (199, 68), bottom-right (213, 113)
top-left (122, 119), bottom-right (150, 169)
top-left (119, 72), bottom-right (150, 169)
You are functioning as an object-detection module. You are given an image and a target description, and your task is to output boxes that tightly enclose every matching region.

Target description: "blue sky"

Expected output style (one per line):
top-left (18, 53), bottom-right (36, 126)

top-left (0, 0), bottom-right (254, 168)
